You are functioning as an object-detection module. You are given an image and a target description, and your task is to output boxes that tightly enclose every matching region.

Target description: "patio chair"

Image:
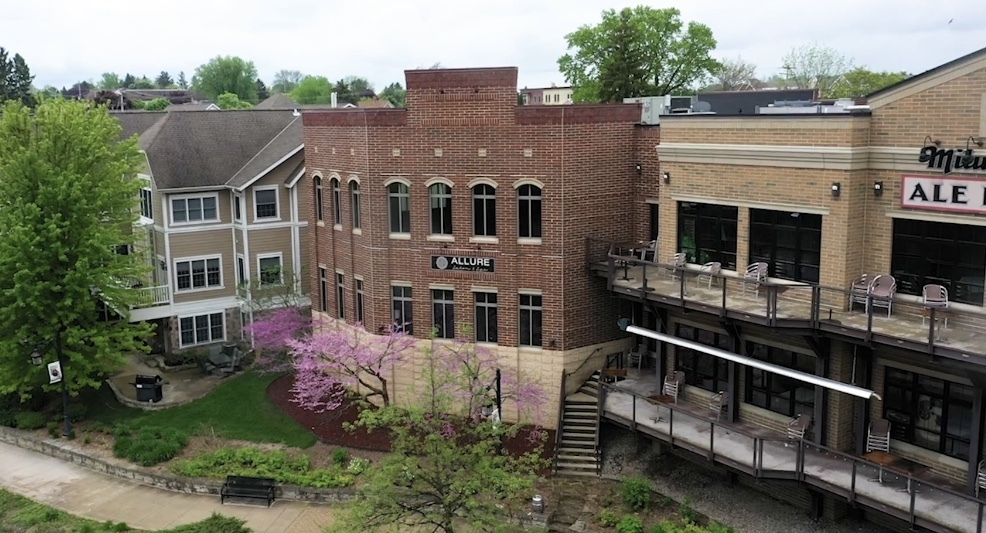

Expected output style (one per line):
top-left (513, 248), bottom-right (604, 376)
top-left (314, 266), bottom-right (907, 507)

top-left (662, 371), bottom-right (686, 404)
top-left (666, 253), bottom-right (687, 282)
top-left (849, 274), bottom-right (872, 312)
top-left (866, 418), bottom-right (892, 453)
top-left (785, 414), bottom-right (812, 447)
top-left (638, 240), bottom-right (657, 262)
top-left (977, 460), bottom-right (986, 498)
top-left (708, 391), bottom-right (727, 421)
top-left (696, 262), bottom-right (722, 289)
top-left (627, 343), bottom-right (647, 370)
top-left (921, 284), bottom-right (949, 330)
top-left (869, 275), bottom-right (897, 317)
top-left (743, 262), bottom-right (769, 299)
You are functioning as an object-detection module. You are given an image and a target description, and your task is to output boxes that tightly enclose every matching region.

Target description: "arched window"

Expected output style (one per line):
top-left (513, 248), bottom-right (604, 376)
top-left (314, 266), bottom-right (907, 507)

top-left (350, 181), bottom-right (361, 229)
top-left (314, 176), bottom-right (324, 222)
top-left (429, 183), bottom-right (452, 235)
top-left (331, 178), bottom-right (341, 225)
top-left (472, 184), bottom-right (496, 237)
top-left (517, 184), bottom-right (542, 238)
top-left (388, 183), bottom-right (410, 233)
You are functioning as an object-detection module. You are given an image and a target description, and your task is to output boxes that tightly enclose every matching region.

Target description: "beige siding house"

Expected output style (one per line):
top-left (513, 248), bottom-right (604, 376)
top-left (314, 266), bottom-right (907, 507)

top-left (113, 109), bottom-right (310, 353)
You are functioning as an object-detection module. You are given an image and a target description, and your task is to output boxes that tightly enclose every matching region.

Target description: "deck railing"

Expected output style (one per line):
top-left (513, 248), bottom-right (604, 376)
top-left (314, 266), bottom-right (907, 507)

top-left (130, 285), bottom-right (169, 307)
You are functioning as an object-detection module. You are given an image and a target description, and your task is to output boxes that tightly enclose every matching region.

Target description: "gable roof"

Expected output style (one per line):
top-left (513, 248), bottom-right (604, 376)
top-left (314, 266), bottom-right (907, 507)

top-left (256, 93), bottom-right (299, 110)
top-left (226, 118), bottom-right (304, 190)
top-left (866, 46), bottom-right (986, 108)
top-left (132, 110), bottom-right (299, 190)
top-left (113, 111), bottom-right (168, 141)
top-left (171, 102), bottom-right (220, 111)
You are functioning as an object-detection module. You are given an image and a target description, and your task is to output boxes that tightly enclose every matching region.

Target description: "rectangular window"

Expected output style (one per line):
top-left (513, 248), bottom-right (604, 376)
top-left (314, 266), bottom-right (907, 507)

top-left (519, 293), bottom-right (543, 347)
top-left (745, 342), bottom-right (816, 417)
top-left (884, 368), bottom-right (973, 461)
top-left (174, 257), bottom-right (222, 291)
top-left (233, 194), bottom-right (242, 222)
top-left (674, 324), bottom-right (729, 393)
top-left (336, 272), bottom-right (346, 319)
top-left (254, 188), bottom-right (278, 219)
top-left (648, 204), bottom-right (659, 242)
top-left (236, 255), bottom-right (245, 285)
top-left (432, 289), bottom-right (455, 339)
top-left (475, 292), bottom-right (498, 343)
top-left (355, 279), bottom-right (365, 324)
top-left (171, 195), bottom-right (218, 224)
top-left (392, 286), bottom-right (413, 334)
top-left (315, 178), bottom-right (324, 222)
top-left (179, 312), bottom-right (224, 347)
top-left (140, 187), bottom-right (153, 220)
top-left (332, 179), bottom-right (342, 226)
top-left (677, 202), bottom-right (738, 270)
top-left (258, 255), bottom-right (282, 286)
top-left (388, 183), bottom-right (411, 233)
top-left (319, 267), bottom-right (328, 312)
top-left (749, 209), bottom-right (822, 283)
top-left (351, 182), bottom-right (362, 229)
top-left (430, 184), bottom-right (452, 235)
top-left (891, 219), bottom-right (986, 305)
top-left (473, 185), bottom-right (497, 236)
top-left (518, 185), bottom-right (542, 238)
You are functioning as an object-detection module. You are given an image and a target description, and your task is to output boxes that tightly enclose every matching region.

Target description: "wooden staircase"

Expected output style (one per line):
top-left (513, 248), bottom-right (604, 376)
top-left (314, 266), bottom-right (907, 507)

top-left (554, 371), bottom-right (601, 477)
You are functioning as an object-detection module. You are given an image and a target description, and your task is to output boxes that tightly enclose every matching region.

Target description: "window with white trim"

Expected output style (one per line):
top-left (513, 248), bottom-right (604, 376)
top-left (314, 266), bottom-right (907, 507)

top-left (517, 185), bottom-right (542, 238)
top-left (319, 267), bottom-right (329, 312)
top-left (254, 188), bottom-right (278, 219)
top-left (392, 286), bottom-right (413, 334)
top-left (430, 183), bottom-right (452, 235)
top-left (179, 312), bottom-right (225, 347)
top-left (140, 187), bottom-right (153, 220)
top-left (472, 184), bottom-right (496, 236)
top-left (331, 178), bottom-right (342, 225)
top-left (233, 194), bottom-right (243, 222)
top-left (171, 195), bottom-right (218, 224)
top-left (350, 182), bottom-right (362, 229)
top-left (336, 272), bottom-right (346, 319)
top-left (432, 289), bottom-right (454, 339)
top-left (315, 176), bottom-right (324, 222)
top-left (258, 255), bottom-right (283, 286)
top-left (175, 257), bottom-right (222, 291)
top-left (355, 279), bottom-right (365, 324)
top-left (519, 293), bottom-right (542, 347)
top-left (475, 292), bottom-right (498, 343)
top-left (388, 183), bottom-right (410, 233)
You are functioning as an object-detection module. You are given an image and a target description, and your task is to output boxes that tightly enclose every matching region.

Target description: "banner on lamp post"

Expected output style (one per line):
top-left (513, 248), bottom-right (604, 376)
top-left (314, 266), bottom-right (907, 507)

top-left (47, 361), bottom-right (62, 385)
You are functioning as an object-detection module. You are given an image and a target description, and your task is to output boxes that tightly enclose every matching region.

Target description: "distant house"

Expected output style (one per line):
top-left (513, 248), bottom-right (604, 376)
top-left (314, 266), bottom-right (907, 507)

top-left (519, 84), bottom-right (573, 105)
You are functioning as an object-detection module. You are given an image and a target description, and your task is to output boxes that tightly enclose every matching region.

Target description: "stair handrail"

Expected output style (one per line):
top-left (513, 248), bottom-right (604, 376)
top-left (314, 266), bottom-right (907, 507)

top-left (565, 346), bottom-right (607, 379)
top-left (552, 371), bottom-right (566, 473)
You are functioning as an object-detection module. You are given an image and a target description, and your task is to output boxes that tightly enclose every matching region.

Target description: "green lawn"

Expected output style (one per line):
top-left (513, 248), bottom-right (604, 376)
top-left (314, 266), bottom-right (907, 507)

top-left (83, 372), bottom-right (316, 449)
top-left (0, 488), bottom-right (251, 532)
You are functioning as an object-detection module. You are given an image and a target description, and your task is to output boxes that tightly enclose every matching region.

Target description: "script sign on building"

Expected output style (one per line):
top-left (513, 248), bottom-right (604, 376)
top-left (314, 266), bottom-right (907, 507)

top-left (431, 255), bottom-right (495, 273)
top-left (901, 174), bottom-right (986, 214)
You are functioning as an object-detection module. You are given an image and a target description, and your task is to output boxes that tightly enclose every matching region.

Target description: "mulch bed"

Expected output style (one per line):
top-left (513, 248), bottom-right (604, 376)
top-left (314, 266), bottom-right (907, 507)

top-left (267, 374), bottom-right (556, 463)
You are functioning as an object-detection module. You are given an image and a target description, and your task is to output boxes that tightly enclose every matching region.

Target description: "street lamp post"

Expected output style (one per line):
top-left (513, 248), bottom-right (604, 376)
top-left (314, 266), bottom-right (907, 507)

top-left (29, 334), bottom-right (72, 437)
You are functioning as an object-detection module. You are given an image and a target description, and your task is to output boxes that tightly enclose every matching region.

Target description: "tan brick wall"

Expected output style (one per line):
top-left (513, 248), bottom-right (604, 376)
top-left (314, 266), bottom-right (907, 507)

top-left (660, 116), bottom-right (868, 146)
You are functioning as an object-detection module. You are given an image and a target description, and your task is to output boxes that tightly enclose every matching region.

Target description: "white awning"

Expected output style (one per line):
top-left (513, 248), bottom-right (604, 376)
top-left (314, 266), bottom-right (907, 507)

top-left (625, 325), bottom-right (881, 401)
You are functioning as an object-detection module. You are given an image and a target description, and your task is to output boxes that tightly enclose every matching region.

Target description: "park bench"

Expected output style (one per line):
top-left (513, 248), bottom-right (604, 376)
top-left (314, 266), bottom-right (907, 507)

top-left (220, 475), bottom-right (276, 507)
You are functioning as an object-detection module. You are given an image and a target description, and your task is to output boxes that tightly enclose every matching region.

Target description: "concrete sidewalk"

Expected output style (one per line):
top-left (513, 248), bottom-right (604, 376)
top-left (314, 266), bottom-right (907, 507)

top-left (0, 441), bottom-right (337, 532)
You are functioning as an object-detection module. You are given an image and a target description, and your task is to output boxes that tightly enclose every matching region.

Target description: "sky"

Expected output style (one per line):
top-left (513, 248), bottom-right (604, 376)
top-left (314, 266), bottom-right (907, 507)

top-left (3, 0), bottom-right (986, 93)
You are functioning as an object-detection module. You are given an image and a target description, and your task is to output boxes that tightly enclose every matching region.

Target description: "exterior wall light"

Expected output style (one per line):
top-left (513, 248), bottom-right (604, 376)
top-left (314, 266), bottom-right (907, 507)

top-left (873, 181), bottom-right (884, 197)
top-left (662, 172), bottom-right (671, 184)
top-left (831, 183), bottom-right (841, 198)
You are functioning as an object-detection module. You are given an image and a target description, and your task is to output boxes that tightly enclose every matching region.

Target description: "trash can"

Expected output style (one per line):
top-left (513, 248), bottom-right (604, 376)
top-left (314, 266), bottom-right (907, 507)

top-left (134, 374), bottom-right (164, 403)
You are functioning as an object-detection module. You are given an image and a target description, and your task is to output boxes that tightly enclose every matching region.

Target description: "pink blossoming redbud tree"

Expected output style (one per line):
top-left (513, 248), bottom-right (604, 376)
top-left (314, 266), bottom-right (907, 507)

top-left (241, 306), bottom-right (311, 373)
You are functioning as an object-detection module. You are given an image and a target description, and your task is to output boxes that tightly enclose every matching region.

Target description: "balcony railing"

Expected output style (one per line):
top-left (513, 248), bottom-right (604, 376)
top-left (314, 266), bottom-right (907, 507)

top-left (588, 239), bottom-right (986, 361)
top-left (130, 285), bottom-right (169, 308)
top-left (601, 380), bottom-right (985, 533)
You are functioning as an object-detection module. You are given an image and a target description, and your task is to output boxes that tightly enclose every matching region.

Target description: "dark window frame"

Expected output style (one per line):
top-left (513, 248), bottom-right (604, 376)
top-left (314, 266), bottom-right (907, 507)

top-left (350, 182), bottom-right (362, 229)
top-left (429, 183), bottom-right (453, 235)
top-left (674, 323), bottom-right (730, 393)
top-left (518, 184), bottom-right (542, 238)
top-left (431, 289), bottom-right (455, 339)
top-left (331, 178), bottom-right (342, 225)
top-left (388, 182), bottom-right (411, 233)
top-left (314, 176), bottom-right (324, 222)
top-left (891, 219), bottom-right (986, 305)
top-left (392, 286), bottom-right (413, 334)
top-left (472, 184), bottom-right (497, 237)
top-left (744, 342), bottom-right (816, 418)
top-left (475, 292), bottom-right (498, 343)
top-left (883, 368), bottom-right (973, 461)
top-left (335, 272), bottom-right (346, 319)
top-left (318, 267), bottom-right (328, 312)
top-left (355, 278), bottom-right (365, 324)
top-left (519, 293), bottom-right (543, 347)
top-left (748, 209), bottom-right (822, 283)
top-left (677, 202), bottom-right (738, 270)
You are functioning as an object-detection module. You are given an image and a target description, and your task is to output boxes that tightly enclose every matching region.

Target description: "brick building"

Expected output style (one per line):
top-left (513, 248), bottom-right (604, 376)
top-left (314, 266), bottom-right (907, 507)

top-left (302, 67), bottom-right (656, 426)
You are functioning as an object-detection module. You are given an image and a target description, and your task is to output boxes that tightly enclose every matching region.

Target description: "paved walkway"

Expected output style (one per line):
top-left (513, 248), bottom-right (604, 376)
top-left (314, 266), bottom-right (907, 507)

top-left (0, 441), bottom-right (338, 532)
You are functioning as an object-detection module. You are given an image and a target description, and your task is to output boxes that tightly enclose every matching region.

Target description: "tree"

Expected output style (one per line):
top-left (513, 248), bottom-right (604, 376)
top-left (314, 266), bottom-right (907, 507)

top-left (239, 269), bottom-right (312, 372)
top-left (177, 71), bottom-right (188, 90)
top-left (328, 335), bottom-right (547, 533)
top-left (272, 70), bottom-right (305, 94)
top-left (781, 43), bottom-right (854, 97)
top-left (558, 7), bottom-right (718, 102)
top-left (829, 67), bottom-right (909, 99)
top-left (192, 56), bottom-right (259, 102)
top-left (143, 98), bottom-right (171, 111)
top-left (255, 78), bottom-right (270, 101)
top-left (380, 82), bottom-right (406, 107)
top-left (121, 74), bottom-right (136, 89)
top-left (288, 324), bottom-right (416, 410)
top-left (0, 99), bottom-right (153, 397)
top-left (216, 92), bottom-right (253, 109)
top-left (343, 76), bottom-right (374, 98)
top-left (36, 86), bottom-right (60, 101)
top-left (155, 71), bottom-right (174, 89)
top-left (131, 76), bottom-right (155, 90)
top-left (98, 72), bottom-right (121, 90)
top-left (334, 79), bottom-right (358, 105)
top-left (0, 48), bottom-right (35, 107)
top-left (705, 57), bottom-right (760, 91)
top-left (290, 75), bottom-right (333, 105)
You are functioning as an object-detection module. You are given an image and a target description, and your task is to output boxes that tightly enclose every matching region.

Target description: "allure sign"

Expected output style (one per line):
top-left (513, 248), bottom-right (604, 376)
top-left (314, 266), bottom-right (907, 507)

top-left (901, 174), bottom-right (986, 214)
top-left (918, 145), bottom-right (986, 175)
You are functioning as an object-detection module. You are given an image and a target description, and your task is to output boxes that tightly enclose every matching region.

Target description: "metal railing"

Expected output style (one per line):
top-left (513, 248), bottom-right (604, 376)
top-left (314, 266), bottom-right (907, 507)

top-left (600, 381), bottom-right (985, 533)
top-left (594, 240), bottom-right (986, 360)
top-left (552, 372), bottom-right (566, 474)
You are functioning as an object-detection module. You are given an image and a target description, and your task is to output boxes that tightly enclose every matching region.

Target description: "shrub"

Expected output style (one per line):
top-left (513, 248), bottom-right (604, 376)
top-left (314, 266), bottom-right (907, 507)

top-left (161, 513), bottom-right (250, 533)
top-left (706, 523), bottom-right (736, 533)
top-left (112, 425), bottom-right (188, 466)
top-left (46, 421), bottom-right (60, 438)
top-left (14, 411), bottom-right (47, 430)
top-left (331, 447), bottom-right (349, 467)
top-left (621, 475), bottom-right (652, 511)
top-left (69, 403), bottom-right (88, 422)
top-left (170, 447), bottom-right (355, 488)
top-left (616, 515), bottom-right (644, 533)
top-left (598, 508), bottom-right (620, 527)
top-left (649, 522), bottom-right (681, 533)
top-left (0, 392), bottom-right (19, 427)
top-left (679, 496), bottom-right (698, 524)
top-left (347, 457), bottom-right (369, 475)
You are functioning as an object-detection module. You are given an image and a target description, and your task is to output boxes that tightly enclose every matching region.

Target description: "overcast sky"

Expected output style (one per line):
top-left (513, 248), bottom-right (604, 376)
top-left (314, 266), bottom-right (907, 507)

top-left (4, 0), bottom-right (985, 92)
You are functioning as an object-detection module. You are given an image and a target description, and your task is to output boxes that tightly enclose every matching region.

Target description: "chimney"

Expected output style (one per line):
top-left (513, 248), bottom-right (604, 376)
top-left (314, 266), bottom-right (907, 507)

top-left (330, 92), bottom-right (338, 108)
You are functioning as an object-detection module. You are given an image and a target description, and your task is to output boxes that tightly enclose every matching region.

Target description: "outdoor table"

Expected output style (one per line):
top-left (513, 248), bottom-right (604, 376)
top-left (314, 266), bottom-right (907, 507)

top-left (889, 457), bottom-right (930, 494)
top-left (646, 394), bottom-right (675, 423)
top-left (863, 450), bottom-right (899, 483)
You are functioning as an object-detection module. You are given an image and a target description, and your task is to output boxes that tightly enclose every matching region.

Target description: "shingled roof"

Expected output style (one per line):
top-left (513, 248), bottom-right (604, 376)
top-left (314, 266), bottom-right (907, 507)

top-left (226, 118), bottom-right (303, 190)
top-left (113, 111), bottom-right (167, 141)
top-left (255, 93), bottom-right (299, 110)
top-left (133, 110), bottom-right (299, 190)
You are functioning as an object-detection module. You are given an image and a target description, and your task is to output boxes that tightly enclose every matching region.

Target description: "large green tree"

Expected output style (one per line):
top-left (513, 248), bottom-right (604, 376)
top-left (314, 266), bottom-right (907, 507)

top-left (0, 99), bottom-right (153, 397)
top-left (0, 48), bottom-right (35, 107)
top-left (271, 70), bottom-right (304, 94)
top-left (155, 71), bottom-right (174, 89)
top-left (290, 75), bottom-right (333, 104)
top-left (781, 43), bottom-right (854, 97)
top-left (98, 72), bottom-right (122, 90)
top-left (380, 82), bottom-right (406, 107)
top-left (192, 56), bottom-right (259, 102)
top-left (830, 67), bottom-right (909, 99)
top-left (558, 7), bottom-right (718, 102)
